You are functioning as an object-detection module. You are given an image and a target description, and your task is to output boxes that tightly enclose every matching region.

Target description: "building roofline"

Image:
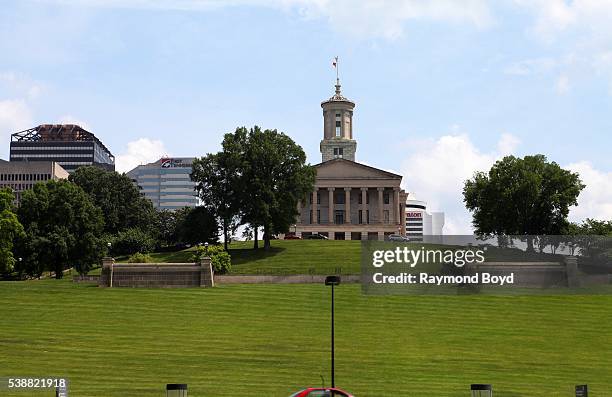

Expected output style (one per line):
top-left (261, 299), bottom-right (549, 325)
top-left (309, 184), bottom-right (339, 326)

top-left (313, 158), bottom-right (403, 179)
top-left (10, 124), bottom-right (115, 162)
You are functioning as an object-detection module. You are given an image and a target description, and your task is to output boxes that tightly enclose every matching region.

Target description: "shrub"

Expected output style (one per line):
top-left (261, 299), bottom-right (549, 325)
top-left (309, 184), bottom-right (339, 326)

top-left (127, 252), bottom-right (154, 263)
top-left (191, 245), bottom-right (231, 274)
top-left (111, 228), bottom-right (156, 256)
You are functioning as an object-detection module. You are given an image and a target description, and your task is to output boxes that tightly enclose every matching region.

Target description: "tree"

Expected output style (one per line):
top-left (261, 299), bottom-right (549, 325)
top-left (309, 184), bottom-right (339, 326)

top-left (69, 166), bottom-right (157, 234)
top-left (241, 127), bottom-right (315, 250)
top-left (0, 188), bottom-right (24, 276)
top-left (192, 130), bottom-right (245, 250)
top-left (176, 206), bottom-right (219, 245)
top-left (110, 227), bottom-right (157, 256)
top-left (17, 180), bottom-right (105, 278)
top-left (155, 208), bottom-right (191, 248)
top-left (463, 155), bottom-right (584, 251)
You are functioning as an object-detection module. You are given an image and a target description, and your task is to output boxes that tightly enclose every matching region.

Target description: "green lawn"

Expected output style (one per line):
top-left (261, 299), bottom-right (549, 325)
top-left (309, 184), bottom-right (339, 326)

top-left (1, 279), bottom-right (611, 396)
top-left (110, 240), bottom-right (364, 275)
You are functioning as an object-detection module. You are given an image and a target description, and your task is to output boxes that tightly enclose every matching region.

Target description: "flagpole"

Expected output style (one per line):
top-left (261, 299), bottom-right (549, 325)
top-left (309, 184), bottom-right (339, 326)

top-left (335, 56), bottom-right (339, 83)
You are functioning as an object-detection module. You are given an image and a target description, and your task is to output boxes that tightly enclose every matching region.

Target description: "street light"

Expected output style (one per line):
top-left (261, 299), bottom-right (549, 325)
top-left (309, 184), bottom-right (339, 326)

top-left (324, 275), bottom-right (341, 388)
top-left (471, 384), bottom-right (492, 397)
top-left (166, 384), bottom-right (187, 397)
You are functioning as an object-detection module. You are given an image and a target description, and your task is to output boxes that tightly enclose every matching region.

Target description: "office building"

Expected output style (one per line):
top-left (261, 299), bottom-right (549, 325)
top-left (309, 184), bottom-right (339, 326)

top-left (126, 157), bottom-right (198, 210)
top-left (10, 124), bottom-right (115, 173)
top-left (405, 199), bottom-right (445, 238)
top-left (0, 159), bottom-right (69, 204)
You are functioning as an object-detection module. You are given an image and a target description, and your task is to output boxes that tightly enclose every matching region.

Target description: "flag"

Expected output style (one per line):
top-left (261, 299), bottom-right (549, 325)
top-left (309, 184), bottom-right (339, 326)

top-left (332, 57), bottom-right (337, 68)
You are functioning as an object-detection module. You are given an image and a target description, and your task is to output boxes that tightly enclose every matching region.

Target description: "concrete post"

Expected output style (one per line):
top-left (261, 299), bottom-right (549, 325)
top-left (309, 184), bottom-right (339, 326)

top-left (344, 187), bottom-right (351, 224)
top-left (99, 257), bottom-right (115, 288)
top-left (565, 256), bottom-right (579, 288)
top-left (200, 257), bottom-right (214, 287)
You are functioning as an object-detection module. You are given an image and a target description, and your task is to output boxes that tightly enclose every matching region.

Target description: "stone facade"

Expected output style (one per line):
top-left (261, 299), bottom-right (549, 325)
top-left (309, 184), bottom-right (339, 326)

top-left (295, 80), bottom-right (408, 241)
top-left (99, 257), bottom-right (214, 288)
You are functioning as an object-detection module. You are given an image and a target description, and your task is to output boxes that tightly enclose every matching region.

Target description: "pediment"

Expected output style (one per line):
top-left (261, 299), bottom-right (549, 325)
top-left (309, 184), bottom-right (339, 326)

top-left (315, 159), bottom-right (402, 180)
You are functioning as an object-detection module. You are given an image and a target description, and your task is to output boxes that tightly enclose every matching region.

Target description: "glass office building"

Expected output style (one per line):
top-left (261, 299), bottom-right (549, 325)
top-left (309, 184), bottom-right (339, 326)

top-left (126, 157), bottom-right (199, 210)
top-left (9, 124), bottom-right (115, 173)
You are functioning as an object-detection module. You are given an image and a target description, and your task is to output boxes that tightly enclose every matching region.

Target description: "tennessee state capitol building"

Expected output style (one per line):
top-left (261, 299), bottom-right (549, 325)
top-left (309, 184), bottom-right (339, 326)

top-left (294, 76), bottom-right (408, 241)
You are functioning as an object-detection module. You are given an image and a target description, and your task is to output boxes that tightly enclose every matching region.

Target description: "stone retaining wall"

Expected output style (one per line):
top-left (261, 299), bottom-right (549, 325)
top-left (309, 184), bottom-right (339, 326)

top-left (215, 274), bottom-right (361, 284)
top-left (98, 257), bottom-right (214, 288)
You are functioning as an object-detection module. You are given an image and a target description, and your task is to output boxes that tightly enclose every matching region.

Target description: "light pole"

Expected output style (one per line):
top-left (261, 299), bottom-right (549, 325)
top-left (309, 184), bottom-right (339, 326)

top-left (324, 275), bottom-right (341, 388)
top-left (107, 242), bottom-right (113, 288)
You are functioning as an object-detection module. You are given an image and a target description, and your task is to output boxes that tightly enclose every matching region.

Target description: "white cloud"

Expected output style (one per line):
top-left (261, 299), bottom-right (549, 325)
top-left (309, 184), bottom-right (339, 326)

top-left (0, 99), bottom-right (33, 148)
top-left (35, 0), bottom-right (494, 39)
top-left (115, 138), bottom-right (169, 173)
top-left (401, 132), bottom-right (517, 234)
top-left (555, 74), bottom-right (570, 94)
top-left (503, 57), bottom-right (557, 76)
top-left (0, 72), bottom-right (44, 99)
top-left (513, 1), bottom-right (612, 93)
top-left (566, 161), bottom-right (612, 222)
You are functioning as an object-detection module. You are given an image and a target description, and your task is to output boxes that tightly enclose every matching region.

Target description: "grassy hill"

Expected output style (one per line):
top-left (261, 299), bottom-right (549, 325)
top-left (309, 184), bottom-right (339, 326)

top-left (116, 240), bottom-right (364, 275)
top-left (1, 279), bottom-right (611, 396)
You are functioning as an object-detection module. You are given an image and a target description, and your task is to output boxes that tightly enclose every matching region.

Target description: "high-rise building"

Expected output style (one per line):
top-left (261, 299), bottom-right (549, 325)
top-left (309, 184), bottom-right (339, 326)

top-left (405, 199), bottom-right (445, 238)
top-left (0, 159), bottom-right (69, 204)
top-left (126, 157), bottom-right (199, 210)
top-left (9, 124), bottom-right (115, 173)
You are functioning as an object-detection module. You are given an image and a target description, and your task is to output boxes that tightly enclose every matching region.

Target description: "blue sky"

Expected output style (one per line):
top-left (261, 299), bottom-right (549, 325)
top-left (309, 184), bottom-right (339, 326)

top-left (1, 0), bottom-right (611, 232)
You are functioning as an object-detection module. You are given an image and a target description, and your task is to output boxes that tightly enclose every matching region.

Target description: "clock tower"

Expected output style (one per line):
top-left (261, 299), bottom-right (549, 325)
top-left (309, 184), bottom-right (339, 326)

top-left (320, 78), bottom-right (356, 162)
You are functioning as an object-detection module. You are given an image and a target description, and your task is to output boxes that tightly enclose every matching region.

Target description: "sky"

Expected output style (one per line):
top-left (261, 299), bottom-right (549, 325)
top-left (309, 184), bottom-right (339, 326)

top-left (1, 0), bottom-right (611, 233)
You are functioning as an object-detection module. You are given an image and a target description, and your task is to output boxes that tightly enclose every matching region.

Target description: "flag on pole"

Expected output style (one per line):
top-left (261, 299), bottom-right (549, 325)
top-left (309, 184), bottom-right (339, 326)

top-left (332, 57), bottom-right (338, 68)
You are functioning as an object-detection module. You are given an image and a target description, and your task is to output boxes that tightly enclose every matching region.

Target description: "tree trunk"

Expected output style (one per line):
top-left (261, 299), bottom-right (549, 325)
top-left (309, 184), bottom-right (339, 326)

top-left (263, 223), bottom-right (271, 251)
top-left (55, 264), bottom-right (63, 279)
top-left (223, 218), bottom-right (229, 251)
top-left (253, 226), bottom-right (259, 250)
top-left (526, 236), bottom-right (535, 252)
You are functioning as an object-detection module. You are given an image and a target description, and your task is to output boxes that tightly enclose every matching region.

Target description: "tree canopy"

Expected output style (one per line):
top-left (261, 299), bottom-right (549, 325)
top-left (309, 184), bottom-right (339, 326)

top-left (463, 154), bottom-right (584, 248)
top-left (192, 126), bottom-right (315, 250)
top-left (69, 166), bottom-right (156, 234)
top-left (0, 188), bottom-right (24, 276)
top-left (17, 180), bottom-right (105, 278)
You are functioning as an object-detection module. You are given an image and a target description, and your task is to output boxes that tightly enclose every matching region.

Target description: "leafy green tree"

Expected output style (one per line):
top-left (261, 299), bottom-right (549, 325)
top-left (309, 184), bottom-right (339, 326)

top-left (241, 126), bottom-right (315, 250)
top-left (110, 227), bottom-right (157, 256)
top-left (192, 130), bottom-right (245, 250)
top-left (69, 166), bottom-right (157, 234)
top-left (155, 208), bottom-right (191, 247)
top-left (463, 155), bottom-right (584, 251)
top-left (17, 180), bottom-right (105, 278)
top-left (0, 188), bottom-right (24, 276)
top-left (176, 206), bottom-right (218, 245)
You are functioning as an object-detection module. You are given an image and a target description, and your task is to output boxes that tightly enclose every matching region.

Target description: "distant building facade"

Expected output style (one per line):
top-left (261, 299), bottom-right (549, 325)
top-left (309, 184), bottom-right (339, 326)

top-left (9, 124), bottom-right (115, 173)
top-left (294, 78), bottom-right (408, 240)
top-left (405, 199), bottom-right (445, 238)
top-left (127, 157), bottom-right (198, 211)
top-left (0, 159), bottom-right (69, 204)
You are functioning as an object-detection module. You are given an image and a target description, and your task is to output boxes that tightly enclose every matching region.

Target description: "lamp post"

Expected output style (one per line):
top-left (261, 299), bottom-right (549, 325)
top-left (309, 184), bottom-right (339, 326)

top-left (166, 384), bottom-right (187, 397)
top-left (324, 275), bottom-right (341, 388)
top-left (107, 242), bottom-right (113, 288)
top-left (471, 384), bottom-right (492, 397)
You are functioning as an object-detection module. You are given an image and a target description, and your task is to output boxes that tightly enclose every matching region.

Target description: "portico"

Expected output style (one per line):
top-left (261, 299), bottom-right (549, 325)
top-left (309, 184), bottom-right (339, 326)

top-left (295, 159), bottom-right (407, 240)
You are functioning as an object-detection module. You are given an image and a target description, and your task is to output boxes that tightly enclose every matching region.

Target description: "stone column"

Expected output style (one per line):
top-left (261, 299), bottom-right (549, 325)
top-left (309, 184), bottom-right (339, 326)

top-left (311, 189), bottom-right (318, 224)
top-left (377, 187), bottom-right (384, 224)
top-left (296, 200), bottom-right (302, 225)
top-left (200, 256), bottom-right (214, 287)
top-left (328, 187), bottom-right (335, 224)
top-left (361, 188), bottom-right (367, 224)
top-left (565, 256), bottom-right (579, 288)
top-left (344, 187), bottom-right (351, 224)
top-left (393, 188), bottom-right (400, 224)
